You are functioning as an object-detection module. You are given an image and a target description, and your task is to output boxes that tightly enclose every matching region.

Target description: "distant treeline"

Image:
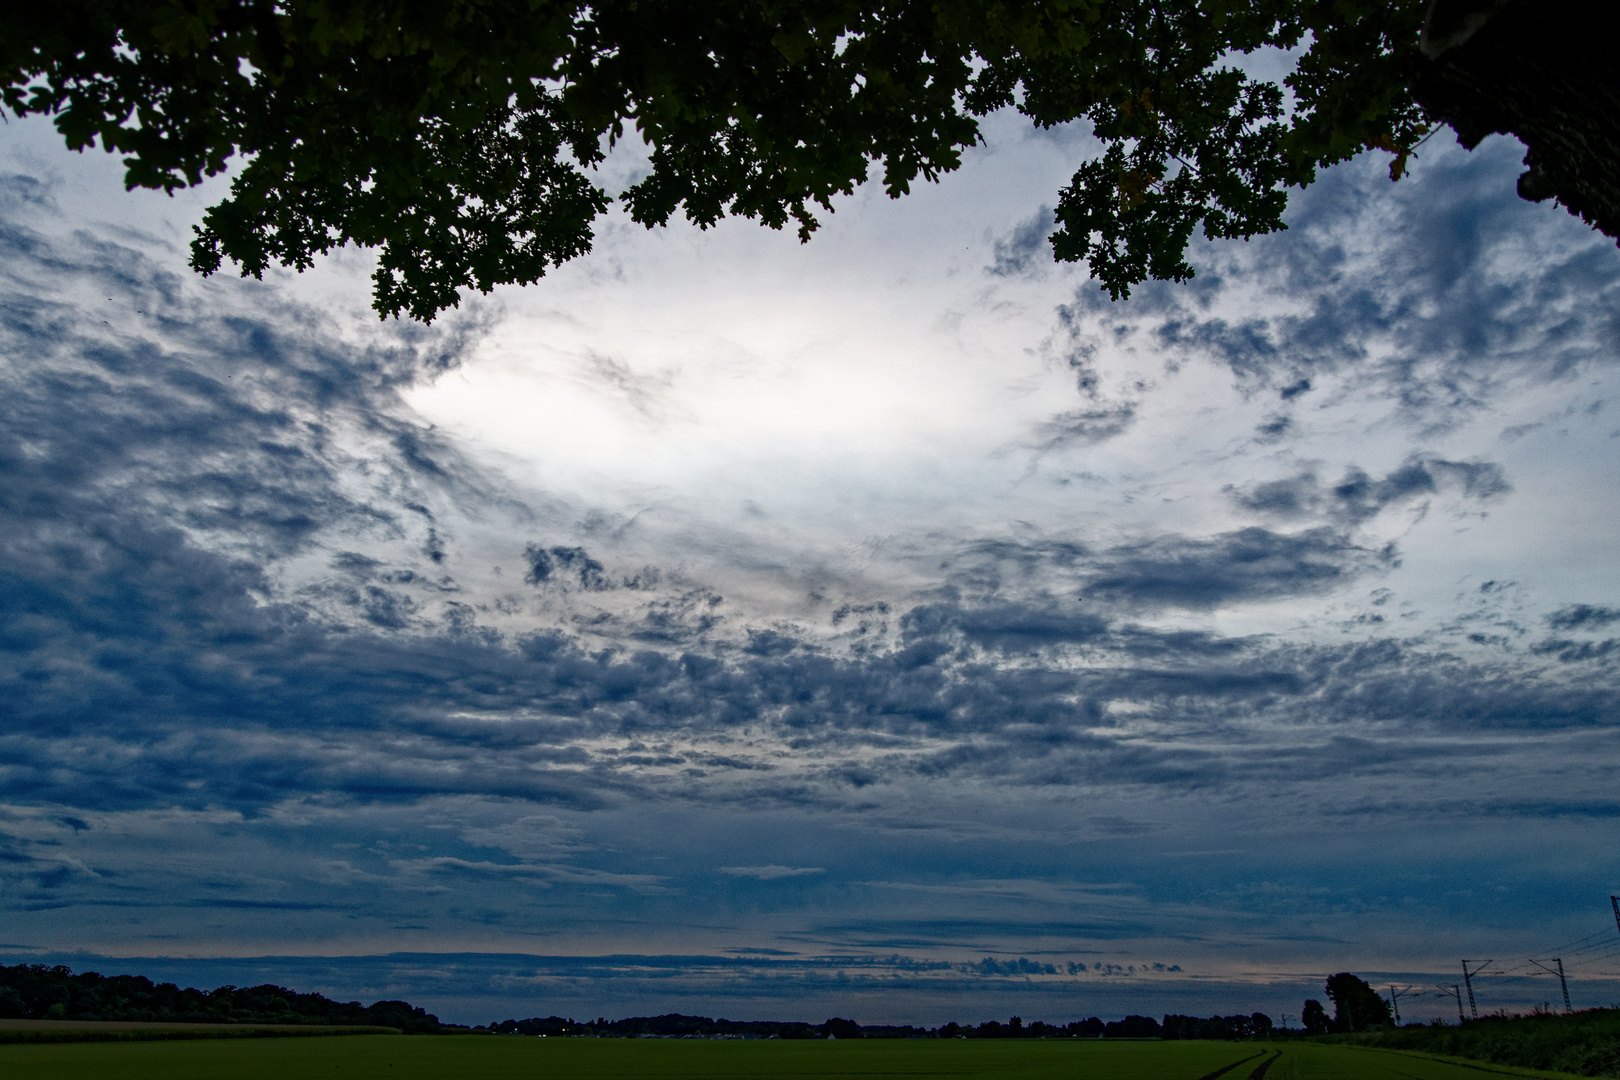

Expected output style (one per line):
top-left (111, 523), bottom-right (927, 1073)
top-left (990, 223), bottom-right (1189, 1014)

top-left (478, 1013), bottom-right (1257, 1040)
top-left (481, 1008), bottom-right (1620, 1076)
top-left (0, 963), bottom-right (453, 1033)
top-left (3, 960), bottom-right (1426, 1054)
top-left (1162, 1014), bottom-right (1275, 1040)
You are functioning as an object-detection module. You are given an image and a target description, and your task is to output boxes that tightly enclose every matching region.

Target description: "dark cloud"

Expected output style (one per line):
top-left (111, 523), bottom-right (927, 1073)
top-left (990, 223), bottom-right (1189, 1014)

top-left (356, 584), bottom-right (420, 628)
top-left (1320, 461), bottom-right (1436, 524)
top-left (10, 508), bottom-right (1604, 818)
top-left (1253, 413), bottom-right (1293, 442)
top-left (1054, 139), bottom-right (1620, 428)
top-left (525, 544), bottom-right (610, 590)
top-left (718, 865), bottom-right (824, 879)
top-left (632, 589), bottom-right (726, 643)
top-left (1154, 316), bottom-right (1281, 382)
top-left (743, 630), bottom-right (800, 657)
top-left (988, 207), bottom-right (1055, 277)
top-left (522, 544), bottom-right (661, 594)
top-left (0, 220), bottom-right (1605, 830)
top-left (0, 218), bottom-right (480, 608)
top-left (1546, 604), bottom-right (1620, 631)
top-left (1035, 404), bottom-right (1137, 448)
top-left (1226, 456), bottom-right (1510, 524)
top-left (1082, 527), bottom-right (1394, 609)
top-left (1227, 474), bottom-right (1319, 518)
top-left (1529, 638), bottom-right (1618, 663)
top-left (903, 602), bottom-right (1109, 651)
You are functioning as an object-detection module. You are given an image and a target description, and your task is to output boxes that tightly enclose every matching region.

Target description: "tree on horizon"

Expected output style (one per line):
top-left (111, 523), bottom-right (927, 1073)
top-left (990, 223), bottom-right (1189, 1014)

top-left (1324, 972), bottom-right (1394, 1033)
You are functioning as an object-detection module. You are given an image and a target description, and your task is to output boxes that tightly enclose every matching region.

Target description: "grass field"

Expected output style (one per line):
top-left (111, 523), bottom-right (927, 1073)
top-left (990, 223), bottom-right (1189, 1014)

top-left (0, 1034), bottom-right (1594, 1080)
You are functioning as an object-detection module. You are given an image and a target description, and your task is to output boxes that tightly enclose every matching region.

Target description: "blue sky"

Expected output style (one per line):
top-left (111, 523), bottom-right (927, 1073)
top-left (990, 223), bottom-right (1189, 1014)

top-left (2, 98), bottom-right (1619, 1027)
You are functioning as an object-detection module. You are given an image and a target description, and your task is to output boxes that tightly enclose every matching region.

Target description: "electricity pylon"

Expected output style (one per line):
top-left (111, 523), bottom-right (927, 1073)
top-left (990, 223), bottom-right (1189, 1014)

top-left (1461, 960), bottom-right (1491, 1020)
top-left (1528, 958), bottom-right (1571, 1013)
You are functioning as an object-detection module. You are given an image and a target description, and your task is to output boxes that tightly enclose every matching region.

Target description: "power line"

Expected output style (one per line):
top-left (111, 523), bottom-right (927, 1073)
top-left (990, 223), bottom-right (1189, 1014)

top-left (1564, 945), bottom-right (1620, 971)
top-left (1549, 927), bottom-right (1616, 954)
top-left (1417, 902), bottom-right (1620, 1019)
top-left (1524, 905), bottom-right (1620, 964)
top-left (1387, 984), bottom-right (1418, 1025)
top-left (1572, 938), bottom-right (1620, 957)
top-left (1527, 959), bottom-right (1571, 1013)
top-left (1435, 983), bottom-right (1465, 1024)
top-left (1560, 937), bottom-right (1620, 959)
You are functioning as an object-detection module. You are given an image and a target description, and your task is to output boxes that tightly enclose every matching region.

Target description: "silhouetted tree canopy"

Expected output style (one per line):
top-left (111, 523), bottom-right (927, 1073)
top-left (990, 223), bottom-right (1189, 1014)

top-left (1103, 1014), bottom-right (1164, 1038)
top-left (10, 0), bottom-right (1597, 322)
top-left (1162, 1012), bottom-right (1273, 1039)
top-left (1324, 972), bottom-right (1394, 1032)
top-left (0, 963), bottom-right (446, 1031)
top-left (1415, 0), bottom-right (1619, 239)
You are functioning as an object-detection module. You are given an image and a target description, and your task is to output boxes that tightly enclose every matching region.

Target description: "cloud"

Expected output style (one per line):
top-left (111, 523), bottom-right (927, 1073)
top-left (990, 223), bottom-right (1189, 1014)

top-left (1056, 137), bottom-right (1620, 430)
top-left (903, 602), bottom-right (1110, 651)
top-left (1226, 456), bottom-right (1510, 525)
top-left (1082, 528), bottom-right (1395, 609)
top-left (1033, 404), bottom-right (1138, 449)
top-left (2, 120), bottom-right (1619, 1017)
top-left (988, 207), bottom-right (1055, 277)
top-left (717, 866), bottom-right (826, 880)
top-left (525, 544), bottom-right (611, 590)
top-left (1529, 638), bottom-right (1618, 663)
top-left (394, 857), bottom-right (667, 891)
top-left (1546, 604), bottom-right (1620, 631)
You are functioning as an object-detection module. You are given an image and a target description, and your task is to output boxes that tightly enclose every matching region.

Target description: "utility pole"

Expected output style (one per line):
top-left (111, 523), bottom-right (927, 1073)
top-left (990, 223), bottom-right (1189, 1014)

top-left (1612, 895), bottom-right (1620, 939)
top-left (1388, 985), bottom-right (1412, 1026)
top-left (1436, 984), bottom-right (1465, 1024)
top-left (1461, 960), bottom-right (1491, 1020)
top-left (1529, 958), bottom-right (1572, 1013)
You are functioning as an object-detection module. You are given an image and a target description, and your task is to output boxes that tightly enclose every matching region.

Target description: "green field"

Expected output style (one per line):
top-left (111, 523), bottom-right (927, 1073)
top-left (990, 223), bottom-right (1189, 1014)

top-left (0, 1035), bottom-right (1596, 1080)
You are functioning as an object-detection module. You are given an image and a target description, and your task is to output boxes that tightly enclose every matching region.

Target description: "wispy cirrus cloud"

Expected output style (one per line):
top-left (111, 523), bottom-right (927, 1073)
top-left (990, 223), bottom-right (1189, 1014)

top-left (718, 866), bottom-right (826, 880)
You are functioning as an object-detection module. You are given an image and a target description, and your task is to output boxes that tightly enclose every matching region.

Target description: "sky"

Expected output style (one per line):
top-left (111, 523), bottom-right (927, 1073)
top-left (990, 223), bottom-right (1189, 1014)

top-left (2, 93), bottom-right (1620, 1028)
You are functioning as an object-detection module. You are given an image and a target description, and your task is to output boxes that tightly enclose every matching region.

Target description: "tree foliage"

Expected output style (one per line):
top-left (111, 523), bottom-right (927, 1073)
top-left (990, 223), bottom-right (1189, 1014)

top-left (1324, 971), bottom-right (1394, 1032)
top-left (1361, 1008), bottom-right (1620, 1077)
top-left (0, 963), bottom-right (447, 1031)
top-left (1162, 1012), bottom-right (1273, 1039)
top-left (5, 0), bottom-right (1430, 320)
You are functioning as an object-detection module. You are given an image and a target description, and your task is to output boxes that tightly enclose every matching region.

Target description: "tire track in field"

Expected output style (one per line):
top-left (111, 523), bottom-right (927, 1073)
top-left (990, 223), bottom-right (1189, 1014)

top-left (1247, 1050), bottom-right (1281, 1079)
top-left (1193, 1050), bottom-right (1265, 1080)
